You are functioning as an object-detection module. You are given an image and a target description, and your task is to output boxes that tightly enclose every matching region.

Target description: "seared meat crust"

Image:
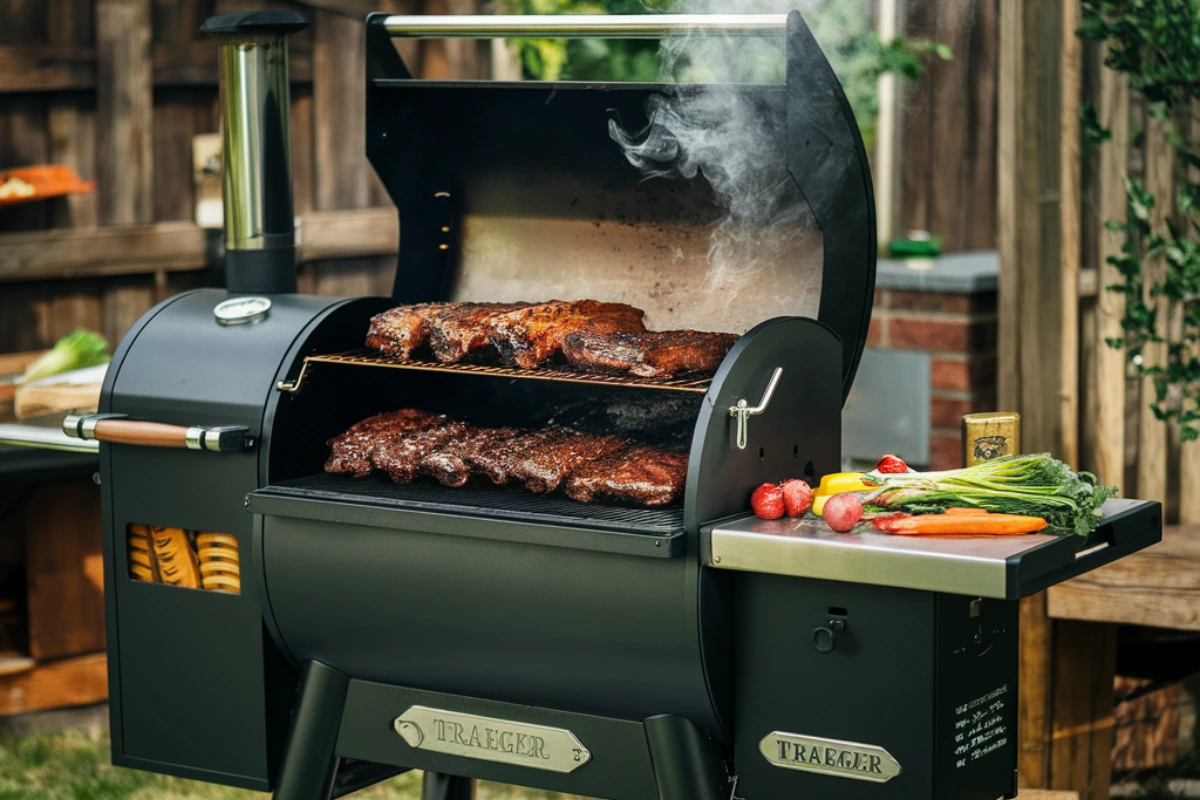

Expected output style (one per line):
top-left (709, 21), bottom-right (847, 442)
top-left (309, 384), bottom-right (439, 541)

top-left (324, 409), bottom-right (441, 476)
top-left (562, 330), bottom-right (738, 379)
top-left (365, 304), bottom-right (442, 359)
top-left (419, 426), bottom-right (522, 487)
top-left (564, 444), bottom-right (689, 506)
top-left (428, 303), bottom-right (532, 362)
top-left (488, 300), bottom-right (647, 369)
top-left (507, 429), bottom-right (629, 494)
top-left (463, 427), bottom-right (565, 486)
top-left (371, 420), bottom-right (474, 484)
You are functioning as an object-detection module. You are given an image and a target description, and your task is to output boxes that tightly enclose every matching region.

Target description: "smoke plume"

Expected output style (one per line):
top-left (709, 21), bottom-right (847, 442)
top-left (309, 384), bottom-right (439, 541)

top-left (609, 0), bottom-right (865, 292)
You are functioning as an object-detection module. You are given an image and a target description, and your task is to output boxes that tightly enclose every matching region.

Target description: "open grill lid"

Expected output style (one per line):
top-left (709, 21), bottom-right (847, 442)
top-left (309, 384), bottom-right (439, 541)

top-left (364, 11), bottom-right (876, 400)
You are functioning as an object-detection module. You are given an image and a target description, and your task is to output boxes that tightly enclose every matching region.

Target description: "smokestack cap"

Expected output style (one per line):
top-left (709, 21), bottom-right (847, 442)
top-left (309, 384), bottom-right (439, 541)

top-left (201, 11), bottom-right (308, 37)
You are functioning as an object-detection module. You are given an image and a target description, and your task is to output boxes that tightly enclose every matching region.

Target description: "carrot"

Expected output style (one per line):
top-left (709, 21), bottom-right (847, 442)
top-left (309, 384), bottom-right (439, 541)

top-left (942, 507), bottom-right (991, 516)
top-left (873, 511), bottom-right (1048, 535)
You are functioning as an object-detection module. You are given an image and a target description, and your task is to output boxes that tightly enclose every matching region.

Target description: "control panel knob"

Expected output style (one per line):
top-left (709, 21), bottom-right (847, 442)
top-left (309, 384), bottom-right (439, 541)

top-left (813, 618), bottom-right (846, 654)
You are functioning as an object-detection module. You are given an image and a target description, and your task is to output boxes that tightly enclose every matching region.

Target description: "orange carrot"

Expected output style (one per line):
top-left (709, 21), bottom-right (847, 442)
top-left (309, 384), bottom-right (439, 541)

top-left (873, 511), bottom-right (1048, 535)
top-left (942, 508), bottom-right (991, 516)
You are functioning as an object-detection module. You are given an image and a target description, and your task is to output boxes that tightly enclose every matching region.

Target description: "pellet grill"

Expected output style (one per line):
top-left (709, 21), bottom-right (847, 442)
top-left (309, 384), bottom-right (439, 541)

top-left (66, 9), bottom-right (1162, 800)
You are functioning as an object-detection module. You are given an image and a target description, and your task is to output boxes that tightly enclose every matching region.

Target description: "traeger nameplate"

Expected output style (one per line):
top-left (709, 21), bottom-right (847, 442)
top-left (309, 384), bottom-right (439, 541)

top-left (760, 731), bottom-right (902, 783)
top-left (393, 706), bottom-right (591, 773)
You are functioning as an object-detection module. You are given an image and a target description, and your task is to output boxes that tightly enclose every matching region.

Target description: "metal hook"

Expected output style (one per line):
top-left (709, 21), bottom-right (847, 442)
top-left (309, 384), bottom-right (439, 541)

top-left (728, 367), bottom-right (783, 450)
top-left (276, 358), bottom-right (311, 393)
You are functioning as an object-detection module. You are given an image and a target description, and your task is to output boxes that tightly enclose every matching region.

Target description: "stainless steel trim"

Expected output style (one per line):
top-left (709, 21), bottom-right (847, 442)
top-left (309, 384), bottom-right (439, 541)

top-left (215, 36), bottom-right (295, 252)
top-left (62, 412), bottom-right (86, 439)
top-left (186, 427), bottom-right (205, 451)
top-left (63, 412), bottom-right (125, 441)
top-left (380, 14), bottom-right (788, 39)
top-left (729, 366), bottom-right (783, 449)
top-left (392, 705), bottom-right (591, 773)
top-left (706, 515), bottom-right (1065, 598)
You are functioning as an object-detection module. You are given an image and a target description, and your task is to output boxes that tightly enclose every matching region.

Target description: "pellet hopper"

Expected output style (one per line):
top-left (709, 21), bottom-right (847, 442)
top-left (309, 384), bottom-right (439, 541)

top-left (62, 9), bottom-right (1162, 800)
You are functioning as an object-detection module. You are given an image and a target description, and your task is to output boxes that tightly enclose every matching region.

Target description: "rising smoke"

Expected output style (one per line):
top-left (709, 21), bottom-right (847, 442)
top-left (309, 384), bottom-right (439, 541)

top-left (608, 0), bottom-right (856, 290)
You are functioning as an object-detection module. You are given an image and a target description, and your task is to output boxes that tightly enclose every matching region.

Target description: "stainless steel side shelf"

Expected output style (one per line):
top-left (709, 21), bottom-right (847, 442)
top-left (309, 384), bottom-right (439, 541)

top-left (704, 498), bottom-right (1161, 600)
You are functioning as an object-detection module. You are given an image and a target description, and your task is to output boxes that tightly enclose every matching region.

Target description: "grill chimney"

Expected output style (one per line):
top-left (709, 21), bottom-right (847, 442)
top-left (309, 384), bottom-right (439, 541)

top-left (202, 11), bottom-right (308, 294)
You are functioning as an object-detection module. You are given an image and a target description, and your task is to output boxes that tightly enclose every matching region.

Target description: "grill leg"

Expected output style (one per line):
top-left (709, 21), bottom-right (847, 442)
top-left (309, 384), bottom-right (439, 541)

top-left (273, 661), bottom-right (350, 800)
top-left (420, 772), bottom-right (475, 800)
top-left (644, 714), bottom-right (727, 800)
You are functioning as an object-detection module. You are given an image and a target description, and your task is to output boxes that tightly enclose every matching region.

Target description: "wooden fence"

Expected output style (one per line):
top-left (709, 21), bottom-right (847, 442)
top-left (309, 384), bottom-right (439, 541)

top-left (1000, 2), bottom-right (1197, 798)
top-left (0, 0), bottom-right (489, 355)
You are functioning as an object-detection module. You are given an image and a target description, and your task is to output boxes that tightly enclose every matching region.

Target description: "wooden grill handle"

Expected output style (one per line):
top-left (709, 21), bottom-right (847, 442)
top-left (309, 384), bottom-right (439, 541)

top-left (62, 413), bottom-right (251, 453)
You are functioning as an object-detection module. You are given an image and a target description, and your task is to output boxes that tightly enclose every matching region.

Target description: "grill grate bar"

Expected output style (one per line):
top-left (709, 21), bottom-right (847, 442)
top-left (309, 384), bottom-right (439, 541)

top-left (280, 350), bottom-right (713, 394)
top-left (269, 473), bottom-right (685, 535)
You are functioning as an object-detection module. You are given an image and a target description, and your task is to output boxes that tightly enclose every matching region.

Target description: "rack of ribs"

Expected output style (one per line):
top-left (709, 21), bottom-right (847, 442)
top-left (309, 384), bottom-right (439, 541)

top-left (371, 420), bottom-right (475, 484)
top-left (564, 444), bottom-right (690, 506)
top-left (324, 409), bottom-right (442, 477)
top-left (507, 429), bottom-right (630, 494)
top-left (488, 300), bottom-right (646, 369)
top-left (428, 302), bottom-right (533, 362)
top-left (419, 426), bottom-right (523, 487)
top-left (561, 330), bottom-right (739, 378)
top-left (365, 304), bottom-right (443, 358)
top-left (325, 410), bottom-right (690, 507)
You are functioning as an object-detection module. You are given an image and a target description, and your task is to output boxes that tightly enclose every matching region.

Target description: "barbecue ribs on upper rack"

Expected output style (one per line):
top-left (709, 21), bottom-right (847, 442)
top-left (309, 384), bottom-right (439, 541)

top-left (324, 411), bottom-right (689, 508)
top-left (368, 300), bottom-right (754, 376)
top-left (561, 330), bottom-right (739, 379)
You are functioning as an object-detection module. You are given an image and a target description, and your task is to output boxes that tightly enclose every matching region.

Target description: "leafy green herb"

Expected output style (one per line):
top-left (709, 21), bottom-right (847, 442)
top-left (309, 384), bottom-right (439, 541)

top-left (19, 329), bottom-right (111, 384)
top-left (862, 454), bottom-right (1117, 537)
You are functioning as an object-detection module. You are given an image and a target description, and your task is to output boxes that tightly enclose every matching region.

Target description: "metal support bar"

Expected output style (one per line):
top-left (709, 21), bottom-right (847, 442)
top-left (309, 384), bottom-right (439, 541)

top-left (379, 14), bottom-right (787, 39)
top-left (272, 661), bottom-right (349, 800)
top-left (420, 773), bottom-right (475, 800)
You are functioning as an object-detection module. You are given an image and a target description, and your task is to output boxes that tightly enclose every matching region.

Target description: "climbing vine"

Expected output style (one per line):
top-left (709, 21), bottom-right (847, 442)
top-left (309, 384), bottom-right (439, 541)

top-left (1079, 0), bottom-right (1200, 440)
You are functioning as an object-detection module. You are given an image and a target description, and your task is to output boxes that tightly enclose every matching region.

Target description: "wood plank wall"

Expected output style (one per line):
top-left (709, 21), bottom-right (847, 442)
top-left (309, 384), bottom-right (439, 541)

top-left (0, 0), bottom-right (483, 356)
top-left (897, 0), bottom-right (999, 251)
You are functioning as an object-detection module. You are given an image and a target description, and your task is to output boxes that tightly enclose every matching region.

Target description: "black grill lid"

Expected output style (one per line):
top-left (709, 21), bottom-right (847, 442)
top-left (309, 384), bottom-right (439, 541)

top-left (365, 10), bottom-right (875, 400)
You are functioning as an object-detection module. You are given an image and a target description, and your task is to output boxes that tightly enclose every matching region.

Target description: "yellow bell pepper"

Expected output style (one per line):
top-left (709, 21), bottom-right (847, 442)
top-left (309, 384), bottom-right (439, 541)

top-left (812, 472), bottom-right (874, 517)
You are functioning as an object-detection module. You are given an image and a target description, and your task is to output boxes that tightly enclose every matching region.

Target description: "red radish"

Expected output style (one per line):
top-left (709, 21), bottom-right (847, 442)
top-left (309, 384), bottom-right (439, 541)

top-left (876, 454), bottom-right (909, 474)
top-left (823, 493), bottom-right (864, 532)
top-left (780, 479), bottom-right (813, 517)
top-left (750, 483), bottom-right (785, 520)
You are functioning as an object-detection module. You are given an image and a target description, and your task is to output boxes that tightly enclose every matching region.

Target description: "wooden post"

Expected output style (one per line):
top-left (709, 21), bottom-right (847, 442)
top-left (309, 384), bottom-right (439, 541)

top-left (1137, 113), bottom-right (1174, 506)
top-left (97, 0), bottom-right (154, 226)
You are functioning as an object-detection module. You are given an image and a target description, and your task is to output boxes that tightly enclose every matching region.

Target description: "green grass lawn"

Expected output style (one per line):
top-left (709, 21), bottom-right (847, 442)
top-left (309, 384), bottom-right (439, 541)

top-left (0, 728), bottom-right (585, 800)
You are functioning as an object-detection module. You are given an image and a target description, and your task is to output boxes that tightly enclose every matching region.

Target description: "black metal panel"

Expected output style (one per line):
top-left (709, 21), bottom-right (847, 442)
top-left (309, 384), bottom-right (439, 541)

top-left (732, 574), bottom-right (1020, 800)
top-left (684, 316), bottom-right (842, 532)
top-left (336, 679), bottom-right (661, 800)
top-left (99, 289), bottom-right (341, 789)
top-left (257, 512), bottom-right (727, 741)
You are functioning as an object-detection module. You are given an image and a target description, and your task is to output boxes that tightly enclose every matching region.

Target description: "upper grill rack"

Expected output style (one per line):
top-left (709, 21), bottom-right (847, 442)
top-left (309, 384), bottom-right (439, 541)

top-left (277, 350), bottom-right (714, 394)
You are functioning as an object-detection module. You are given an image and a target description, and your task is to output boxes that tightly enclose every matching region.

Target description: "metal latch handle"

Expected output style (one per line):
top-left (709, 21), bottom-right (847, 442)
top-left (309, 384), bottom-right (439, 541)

top-left (62, 412), bottom-right (253, 453)
top-left (378, 14), bottom-right (788, 40)
top-left (729, 367), bottom-right (783, 450)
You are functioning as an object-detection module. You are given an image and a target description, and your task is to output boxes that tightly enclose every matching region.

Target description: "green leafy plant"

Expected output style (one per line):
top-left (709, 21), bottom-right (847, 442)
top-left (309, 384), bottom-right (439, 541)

top-left (1080, 0), bottom-right (1200, 440)
top-left (498, 0), bottom-right (949, 146)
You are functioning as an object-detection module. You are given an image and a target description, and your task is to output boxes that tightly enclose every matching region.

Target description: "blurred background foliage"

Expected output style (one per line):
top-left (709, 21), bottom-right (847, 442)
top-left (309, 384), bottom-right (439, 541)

top-left (496, 0), bottom-right (949, 146)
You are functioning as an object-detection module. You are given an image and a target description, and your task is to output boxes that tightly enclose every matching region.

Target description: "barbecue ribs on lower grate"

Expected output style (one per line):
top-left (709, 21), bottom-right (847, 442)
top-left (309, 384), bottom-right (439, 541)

top-left (324, 409), bottom-right (443, 477)
top-left (325, 411), bottom-right (688, 507)
top-left (565, 444), bottom-right (690, 507)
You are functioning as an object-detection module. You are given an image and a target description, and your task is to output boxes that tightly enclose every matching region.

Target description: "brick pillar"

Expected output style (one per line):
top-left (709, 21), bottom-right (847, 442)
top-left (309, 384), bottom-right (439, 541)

top-left (868, 280), bottom-right (998, 471)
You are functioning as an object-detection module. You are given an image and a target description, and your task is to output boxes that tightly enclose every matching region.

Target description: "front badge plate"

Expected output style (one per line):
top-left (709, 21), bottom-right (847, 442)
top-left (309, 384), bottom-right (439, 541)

top-left (393, 705), bottom-right (591, 774)
top-left (760, 731), bottom-right (902, 783)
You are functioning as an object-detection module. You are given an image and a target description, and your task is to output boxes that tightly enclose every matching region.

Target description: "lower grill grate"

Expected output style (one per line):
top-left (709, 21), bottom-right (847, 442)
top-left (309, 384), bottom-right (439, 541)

top-left (267, 473), bottom-right (686, 535)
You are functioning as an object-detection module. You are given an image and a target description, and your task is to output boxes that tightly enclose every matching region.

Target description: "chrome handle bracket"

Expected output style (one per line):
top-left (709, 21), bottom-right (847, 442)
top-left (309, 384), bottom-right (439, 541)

top-left (63, 412), bottom-right (126, 440)
top-left (728, 367), bottom-right (783, 450)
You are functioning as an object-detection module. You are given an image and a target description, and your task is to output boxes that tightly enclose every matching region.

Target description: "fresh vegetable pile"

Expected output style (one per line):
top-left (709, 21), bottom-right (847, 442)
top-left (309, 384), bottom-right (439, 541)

top-left (748, 453), bottom-right (1116, 538)
top-left (861, 453), bottom-right (1115, 537)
